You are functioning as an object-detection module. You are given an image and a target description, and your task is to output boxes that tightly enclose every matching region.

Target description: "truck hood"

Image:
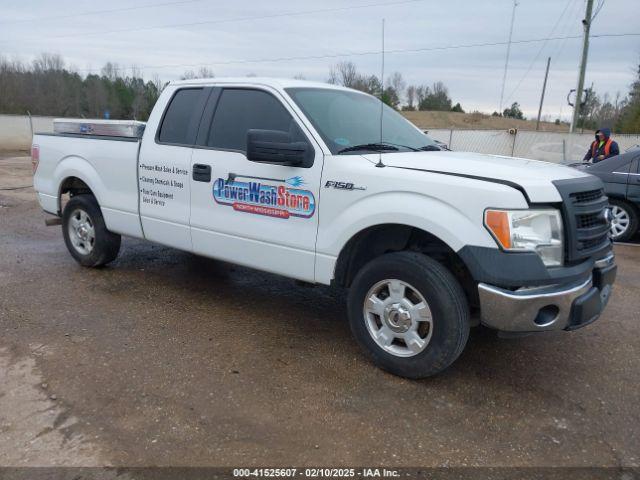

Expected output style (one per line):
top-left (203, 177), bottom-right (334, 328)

top-left (362, 151), bottom-right (591, 203)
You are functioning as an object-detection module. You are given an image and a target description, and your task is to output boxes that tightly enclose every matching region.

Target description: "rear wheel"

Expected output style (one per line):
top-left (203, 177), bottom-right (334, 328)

top-left (62, 194), bottom-right (121, 267)
top-left (347, 252), bottom-right (470, 379)
top-left (609, 199), bottom-right (638, 242)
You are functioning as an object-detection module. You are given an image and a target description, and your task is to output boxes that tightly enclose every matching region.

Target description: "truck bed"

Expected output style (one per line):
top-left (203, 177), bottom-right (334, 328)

top-left (33, 131), bottom-right (143, 238)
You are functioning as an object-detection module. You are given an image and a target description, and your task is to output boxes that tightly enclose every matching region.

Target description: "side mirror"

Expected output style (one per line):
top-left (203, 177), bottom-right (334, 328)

top-left (247, 129), bottom-right (310, 167)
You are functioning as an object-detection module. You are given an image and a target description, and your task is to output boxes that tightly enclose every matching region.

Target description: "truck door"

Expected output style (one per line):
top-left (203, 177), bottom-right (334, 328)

top-left (627, 157), bottom-right (640, 205)
top-left (138, 87), bottom-right (210, 251)
top-left (189, 87), bottom-right (323, 282)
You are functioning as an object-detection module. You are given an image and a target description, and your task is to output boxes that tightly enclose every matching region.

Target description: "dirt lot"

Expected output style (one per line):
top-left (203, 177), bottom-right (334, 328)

top-left (0, 153), bottom-right (639, 469)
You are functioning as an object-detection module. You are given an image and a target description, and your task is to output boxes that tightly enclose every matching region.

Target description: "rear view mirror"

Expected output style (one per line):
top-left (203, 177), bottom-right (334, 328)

top-left (247, 129), bottom-right (310, 167)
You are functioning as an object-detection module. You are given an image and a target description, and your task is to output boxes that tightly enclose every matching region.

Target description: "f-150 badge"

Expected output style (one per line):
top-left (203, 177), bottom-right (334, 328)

top-left (324, 180), bottom-right (366, 191)
top-left (213, 175), bottom-right (315, 219)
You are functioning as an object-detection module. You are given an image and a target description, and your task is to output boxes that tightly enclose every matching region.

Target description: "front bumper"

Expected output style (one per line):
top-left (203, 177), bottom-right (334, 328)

top-left (478, 253), bottom-right (616, 332)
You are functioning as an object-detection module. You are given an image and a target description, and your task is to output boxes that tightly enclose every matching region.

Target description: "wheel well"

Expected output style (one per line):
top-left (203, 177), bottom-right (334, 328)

top-left (611, 197), bottom-right (639, 210)
top-left (333, 224), bottom-right (479, 308)
top-left (58, 177), bottom-right (94, 214)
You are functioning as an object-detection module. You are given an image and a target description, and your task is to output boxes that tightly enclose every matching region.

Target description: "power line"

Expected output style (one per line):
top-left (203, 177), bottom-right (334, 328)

top-left (0, 0), bottom-right (205, 25)
top-left (591, 0), bottom-right (606, 21)
top-left (70, 32), bottom-right (640, 74)
top-left (498, 0), bottom-right (518, 112)
top-left (47, 0), bottom-right (429, 39)
top-left (503, 0), bottom-right (576, 105)
top-left (549, 0), bottom-right (583, 61)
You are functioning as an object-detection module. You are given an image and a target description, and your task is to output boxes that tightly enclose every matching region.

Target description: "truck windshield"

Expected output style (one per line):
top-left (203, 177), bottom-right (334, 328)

top-left (286, 87), bottom-right (439, 155)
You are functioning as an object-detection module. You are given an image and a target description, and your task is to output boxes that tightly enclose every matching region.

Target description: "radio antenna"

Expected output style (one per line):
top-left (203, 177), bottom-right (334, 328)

top-left (376, 18), bottom-right (386, 168)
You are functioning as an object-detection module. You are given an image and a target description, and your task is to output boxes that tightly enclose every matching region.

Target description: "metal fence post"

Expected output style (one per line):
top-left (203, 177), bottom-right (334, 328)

top-left (448, 129), bottom-right (453, 150)
top-left (511, 129), bottom-right (517, 157)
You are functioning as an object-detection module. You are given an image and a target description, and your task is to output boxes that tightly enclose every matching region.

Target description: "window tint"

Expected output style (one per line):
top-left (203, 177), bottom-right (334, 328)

top-left (588, 152), bottom-right (633, 173)
top-left (286, 87), bottom-right (438, 154)
top-left (207, 89), bottom-right (303, 152)
top-left (158, 88), bottom-right (204, 145)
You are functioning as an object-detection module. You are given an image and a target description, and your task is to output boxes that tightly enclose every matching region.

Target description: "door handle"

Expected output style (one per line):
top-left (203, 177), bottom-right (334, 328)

top-left (193, 164), bottom-right (212, 183)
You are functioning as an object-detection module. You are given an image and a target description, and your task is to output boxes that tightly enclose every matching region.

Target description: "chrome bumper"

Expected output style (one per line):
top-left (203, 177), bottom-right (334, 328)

top-left (478, 253), bottom-right (616, 332)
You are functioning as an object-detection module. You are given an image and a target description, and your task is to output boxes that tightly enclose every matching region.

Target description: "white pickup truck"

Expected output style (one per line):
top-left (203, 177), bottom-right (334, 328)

top-left (32, 78), bottom-right (617, 378)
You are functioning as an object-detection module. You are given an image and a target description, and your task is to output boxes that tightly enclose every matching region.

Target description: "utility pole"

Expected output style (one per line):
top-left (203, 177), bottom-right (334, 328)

top-left (570, 0), bottom-right (594, 133)
top-left (536, 57), bottom-right (551, 131)
top-left (499, 0), bottom-right (518, 113)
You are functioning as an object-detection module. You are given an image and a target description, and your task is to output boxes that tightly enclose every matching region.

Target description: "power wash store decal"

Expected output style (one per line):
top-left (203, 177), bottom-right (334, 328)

top-left (213, 175), bottom-right (315, 219)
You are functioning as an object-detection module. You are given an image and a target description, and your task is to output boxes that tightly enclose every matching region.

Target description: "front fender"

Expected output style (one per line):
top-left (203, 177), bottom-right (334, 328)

top-left (317, 191), bottom-right (499, 257)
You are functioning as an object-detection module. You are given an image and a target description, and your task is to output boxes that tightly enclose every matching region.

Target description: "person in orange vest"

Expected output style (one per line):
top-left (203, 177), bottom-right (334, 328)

top-left (583, 127), bottom-right (619, 163)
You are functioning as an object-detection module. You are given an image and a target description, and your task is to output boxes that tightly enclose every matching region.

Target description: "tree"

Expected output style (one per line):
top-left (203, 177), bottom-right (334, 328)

top-left (0, 55), bottom-right (162, 120)
top-left (405, 85), bottom-right (417, 111)
top-left (418, 82), bottom-right (452, 111)
top-left (617, 62), bottom-right (640, 133)
top-left (327, 62), bottom-right (405, 106)
top-left (101, 62), bottom-right (120, 81)
top-left (451, 102), bottom-right (464, 113)
top-left (415, 85), bottom-right (427, 107)
top-left (388, 72), bottom-right (405, 105)
top-left (352, 74), bottom-right (382, 96)
top-left (181, 67), bottom-right (214, 80)
top-left (328, 61), bottom-right (358, 88)
top-left (382, 86), bottom-right (400, 109)
top-left (503, 102), bottom-right (524, 120)
top-left (573, 87), bottom-right (628, 131)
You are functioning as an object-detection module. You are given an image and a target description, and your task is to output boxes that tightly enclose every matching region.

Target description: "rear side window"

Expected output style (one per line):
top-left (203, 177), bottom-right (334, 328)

top-left (588, 152), bottom-right (633, 173)
top-left (207, 89), bottom-right (303, 152)
top-left (158, 88), bottom-right (204, 145)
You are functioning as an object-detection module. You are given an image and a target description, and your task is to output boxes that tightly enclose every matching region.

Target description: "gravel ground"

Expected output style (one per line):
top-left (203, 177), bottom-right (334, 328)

top-left (0, 153), bottom-right (639, 469)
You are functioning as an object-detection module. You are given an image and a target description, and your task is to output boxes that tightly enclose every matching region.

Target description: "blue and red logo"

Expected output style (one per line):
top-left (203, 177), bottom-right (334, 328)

top-left (213, 176), bottom-right (315, 219)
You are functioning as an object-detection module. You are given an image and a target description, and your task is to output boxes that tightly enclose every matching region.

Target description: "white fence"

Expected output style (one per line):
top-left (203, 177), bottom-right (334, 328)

top-left (2, 114), bottom-right (640, 164)
top-left (0, 114), bottom-right (55, 151)
top-left (426, 128), bottom-right (640, 164)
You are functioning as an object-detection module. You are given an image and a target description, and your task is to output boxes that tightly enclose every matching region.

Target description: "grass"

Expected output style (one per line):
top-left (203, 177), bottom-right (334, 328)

top-left (401, 110), bottom-right (569, 132)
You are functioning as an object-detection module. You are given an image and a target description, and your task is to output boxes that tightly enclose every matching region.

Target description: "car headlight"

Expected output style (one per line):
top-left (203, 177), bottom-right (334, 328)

top-left (484, 208), bottom-right (564, 267)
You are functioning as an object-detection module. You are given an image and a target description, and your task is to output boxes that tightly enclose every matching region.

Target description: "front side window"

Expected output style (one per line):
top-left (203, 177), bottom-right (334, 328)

top-left (207, 89), bottom-right (305, 152)
top-left (158, 88), bottom-right (204, 145)
top-left (285, 87), bottom-right (438, 154)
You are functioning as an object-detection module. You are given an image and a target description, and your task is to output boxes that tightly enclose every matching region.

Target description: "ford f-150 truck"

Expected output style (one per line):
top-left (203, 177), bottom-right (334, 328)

top-left (32, 78), bottom-right (617, 378)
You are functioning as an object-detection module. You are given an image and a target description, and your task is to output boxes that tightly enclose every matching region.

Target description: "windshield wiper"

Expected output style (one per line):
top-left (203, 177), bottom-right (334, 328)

top-left (379, 142), bottom-right (420, 152)
top-left (337, 143), bottom-right (399, 154)
top-left (419, 145), bottom-right (442, 151)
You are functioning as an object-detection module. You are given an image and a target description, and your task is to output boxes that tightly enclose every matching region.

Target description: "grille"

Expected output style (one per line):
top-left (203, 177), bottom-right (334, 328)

top-left (577, 212), bottom-right (606, 229)
top-left (570, 188), bottom-right (604, 204)
top-left (580, 237), bottom-right (606, 250)
top-left (553, 178), bottom-right (611, 263)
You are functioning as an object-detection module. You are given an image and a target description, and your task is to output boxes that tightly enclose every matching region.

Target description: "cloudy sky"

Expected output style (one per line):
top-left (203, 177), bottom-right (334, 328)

top-left (1, 0), bottom-right (639, 119)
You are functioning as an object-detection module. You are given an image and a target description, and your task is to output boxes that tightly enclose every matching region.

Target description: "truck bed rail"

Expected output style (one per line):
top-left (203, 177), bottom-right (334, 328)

top-left (53, 119), bottom-right (146, 139)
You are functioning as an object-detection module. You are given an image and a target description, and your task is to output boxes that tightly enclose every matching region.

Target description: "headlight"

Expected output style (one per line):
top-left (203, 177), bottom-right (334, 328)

top-left (484, 209), bottom-right (564, 267)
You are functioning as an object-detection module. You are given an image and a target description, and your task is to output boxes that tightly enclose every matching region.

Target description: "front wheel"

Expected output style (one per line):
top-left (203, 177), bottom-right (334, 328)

top-left (347, 252), bottom-right (470, 379)
top-left (609, 199), bottom-right (639, 242)
top-left (62, 194), bottom-right (121, 267)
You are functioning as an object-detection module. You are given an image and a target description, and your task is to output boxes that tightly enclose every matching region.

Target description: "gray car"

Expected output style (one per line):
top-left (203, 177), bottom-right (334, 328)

top-left (575, 151), bottom-right (640, 241)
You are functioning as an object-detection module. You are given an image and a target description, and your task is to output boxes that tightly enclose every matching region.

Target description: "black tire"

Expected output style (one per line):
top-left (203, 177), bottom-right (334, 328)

top-left (609, 199), bottom-right (639, 242)
top-left (62, 194), bottom-right (121, 267)
top-left (347, 252), bottom-right (470, 379)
